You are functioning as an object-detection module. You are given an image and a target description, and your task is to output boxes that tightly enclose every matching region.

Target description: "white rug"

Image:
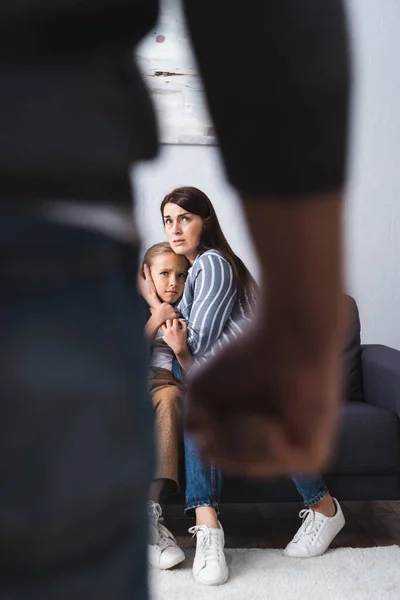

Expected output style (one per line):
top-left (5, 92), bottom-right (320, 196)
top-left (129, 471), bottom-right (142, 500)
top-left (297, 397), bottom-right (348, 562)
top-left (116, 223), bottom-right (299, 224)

top-left (150, 546), bottom-right (400, 600)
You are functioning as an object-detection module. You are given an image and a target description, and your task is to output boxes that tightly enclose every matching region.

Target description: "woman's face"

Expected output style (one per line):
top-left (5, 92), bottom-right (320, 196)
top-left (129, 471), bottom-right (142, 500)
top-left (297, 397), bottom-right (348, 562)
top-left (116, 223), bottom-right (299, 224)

top-left (149, 253), bottom-right (188, 304)
top-left (163, 202), bottom-right (205, 264)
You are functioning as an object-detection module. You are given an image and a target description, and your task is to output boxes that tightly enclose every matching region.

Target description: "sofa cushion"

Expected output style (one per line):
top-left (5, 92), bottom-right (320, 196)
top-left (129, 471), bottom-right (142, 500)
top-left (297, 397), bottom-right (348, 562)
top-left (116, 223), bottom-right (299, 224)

top-left (332, 401), bottom-right (400, 474)
top-left (342, 295), bottom-right (364, 401)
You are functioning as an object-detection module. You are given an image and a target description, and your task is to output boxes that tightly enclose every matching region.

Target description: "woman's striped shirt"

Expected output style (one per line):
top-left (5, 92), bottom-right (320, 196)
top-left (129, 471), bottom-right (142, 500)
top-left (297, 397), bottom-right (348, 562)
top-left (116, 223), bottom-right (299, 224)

top-left (176, 250), bottom-right (255, 366)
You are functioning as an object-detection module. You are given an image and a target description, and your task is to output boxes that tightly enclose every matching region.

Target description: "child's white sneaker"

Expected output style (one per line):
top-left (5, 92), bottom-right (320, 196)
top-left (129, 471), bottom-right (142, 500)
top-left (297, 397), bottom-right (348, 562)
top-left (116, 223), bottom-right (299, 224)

top-left (148, 501), bottom-right (185, 569)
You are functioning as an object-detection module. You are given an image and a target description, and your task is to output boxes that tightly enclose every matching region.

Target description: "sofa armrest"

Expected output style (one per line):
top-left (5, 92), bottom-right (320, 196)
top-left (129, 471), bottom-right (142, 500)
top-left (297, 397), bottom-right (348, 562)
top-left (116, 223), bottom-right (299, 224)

top-left (361, 344), bottom-right (400, 417)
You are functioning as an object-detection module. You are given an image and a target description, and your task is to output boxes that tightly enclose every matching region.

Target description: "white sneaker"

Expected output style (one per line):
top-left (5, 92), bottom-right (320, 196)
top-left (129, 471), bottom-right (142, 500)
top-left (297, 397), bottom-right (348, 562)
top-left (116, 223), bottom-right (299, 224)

top-left (284, 497), bottom-right (345, 558)
top-left (148, 502), bottom-right (185, 569)
top-left (189, 522), bottom-right (229, 586)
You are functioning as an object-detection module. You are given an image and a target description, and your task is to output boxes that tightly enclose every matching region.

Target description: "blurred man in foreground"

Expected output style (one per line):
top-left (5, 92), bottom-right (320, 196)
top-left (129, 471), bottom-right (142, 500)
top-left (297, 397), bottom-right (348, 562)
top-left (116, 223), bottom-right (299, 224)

top-left (1, 0), bottom-right (350, 597)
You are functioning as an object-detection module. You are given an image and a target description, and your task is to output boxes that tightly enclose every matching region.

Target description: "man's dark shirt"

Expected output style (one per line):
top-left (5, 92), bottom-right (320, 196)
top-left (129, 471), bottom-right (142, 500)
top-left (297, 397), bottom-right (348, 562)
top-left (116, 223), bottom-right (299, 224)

top-left (0, 1), bottom-right (350, 203)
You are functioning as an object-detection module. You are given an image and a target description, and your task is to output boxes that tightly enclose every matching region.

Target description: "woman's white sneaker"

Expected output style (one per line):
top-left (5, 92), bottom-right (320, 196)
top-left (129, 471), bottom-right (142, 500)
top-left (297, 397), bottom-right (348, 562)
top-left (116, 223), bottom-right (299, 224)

top-left (284, 497), bottom-right (345, 558)
top-left (189, 522), bottom-right (229, 586)
top-left (148, 501), bottom-right (185, 569)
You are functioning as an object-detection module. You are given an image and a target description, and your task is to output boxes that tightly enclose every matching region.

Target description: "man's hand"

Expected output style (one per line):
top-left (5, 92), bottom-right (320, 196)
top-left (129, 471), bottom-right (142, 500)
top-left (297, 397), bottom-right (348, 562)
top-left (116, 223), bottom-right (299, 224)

top-left (185, 314), bottom-right (344, 477)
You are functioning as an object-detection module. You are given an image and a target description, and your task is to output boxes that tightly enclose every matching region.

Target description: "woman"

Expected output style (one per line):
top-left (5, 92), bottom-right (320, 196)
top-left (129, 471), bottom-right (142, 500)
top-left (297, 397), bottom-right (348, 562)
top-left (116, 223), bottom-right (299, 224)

top-left (142, 187), bottom-right (344, 584)
top-left (141, 186), bottom-right (255, 585)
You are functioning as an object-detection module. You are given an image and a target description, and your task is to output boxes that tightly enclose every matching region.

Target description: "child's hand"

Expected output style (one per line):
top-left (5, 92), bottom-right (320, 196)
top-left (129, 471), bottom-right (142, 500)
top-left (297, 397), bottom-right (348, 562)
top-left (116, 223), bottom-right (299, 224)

top-left (161, 319), bottom-right (188, 355)
top-left (153, 303), bottom-right (179, 328)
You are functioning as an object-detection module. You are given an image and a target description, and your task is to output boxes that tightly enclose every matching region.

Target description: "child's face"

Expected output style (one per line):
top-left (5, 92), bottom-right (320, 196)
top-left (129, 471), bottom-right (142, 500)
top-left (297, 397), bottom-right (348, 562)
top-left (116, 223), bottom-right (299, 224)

top-left (149, 253), bottom-right (188, 304)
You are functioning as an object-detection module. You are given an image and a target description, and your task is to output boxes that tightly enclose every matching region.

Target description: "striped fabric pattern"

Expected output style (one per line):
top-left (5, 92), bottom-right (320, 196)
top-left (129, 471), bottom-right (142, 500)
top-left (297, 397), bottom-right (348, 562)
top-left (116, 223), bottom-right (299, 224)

top-left (176, 250), bottom-right (254, 366)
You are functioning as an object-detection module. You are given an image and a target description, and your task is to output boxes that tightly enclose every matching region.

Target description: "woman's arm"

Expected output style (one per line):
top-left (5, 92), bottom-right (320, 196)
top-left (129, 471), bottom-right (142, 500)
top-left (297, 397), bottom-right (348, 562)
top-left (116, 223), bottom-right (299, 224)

top-left (144, 314), bottom-right (162, 344)
top-left (145, 304), bottom-right (179, 343)
top-left (175, 347), bottom-right (192, 371)
top-left (185, 252), bottom-right (237, 357)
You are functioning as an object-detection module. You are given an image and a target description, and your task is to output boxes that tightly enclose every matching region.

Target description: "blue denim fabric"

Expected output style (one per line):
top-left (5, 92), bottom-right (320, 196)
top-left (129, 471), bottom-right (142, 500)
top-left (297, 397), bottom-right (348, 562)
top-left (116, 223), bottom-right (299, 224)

top-left (172, 355), bottom-right (182, 381)
top-left (172, 360), bottom-right (328, 513)
top-left (0, 211), bottom-right (153, 599)
top-left (183, 456), bottom-right (328, 513)
top-left (171, 357), bottom-right (223, 516)
top-left (184, 433), bottom-right (223, 517)
top-left (291, 475), bottom-right (329, 507)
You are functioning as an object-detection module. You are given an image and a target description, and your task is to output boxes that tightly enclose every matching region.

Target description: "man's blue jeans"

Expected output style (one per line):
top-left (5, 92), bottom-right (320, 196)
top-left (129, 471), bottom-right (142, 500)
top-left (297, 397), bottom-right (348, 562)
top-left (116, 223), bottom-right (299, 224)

top-left (0, 211), bottom-right (153, 599)
top-left (184, 435), bottom-right (329, 515)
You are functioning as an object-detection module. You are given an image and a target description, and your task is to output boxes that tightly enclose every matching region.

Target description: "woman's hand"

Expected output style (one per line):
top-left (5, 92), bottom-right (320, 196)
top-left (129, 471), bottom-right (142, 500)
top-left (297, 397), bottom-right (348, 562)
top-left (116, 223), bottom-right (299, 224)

top-left (152, 304), bottom-right (179, 329)
top-left (137, 264), bottom-right (160, 310)
top-left (161, 319), bottom-right (192, 371)
top-left (161, 319), bottom-right (188, 356)
top-left (144, 303), bottom-right (179, 343)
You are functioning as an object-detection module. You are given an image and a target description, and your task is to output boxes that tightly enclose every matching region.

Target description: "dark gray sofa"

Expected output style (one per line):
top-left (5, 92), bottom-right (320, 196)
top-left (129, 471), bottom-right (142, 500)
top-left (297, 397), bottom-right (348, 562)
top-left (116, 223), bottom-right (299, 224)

top-left (222, 301), bottom-right (400, 503)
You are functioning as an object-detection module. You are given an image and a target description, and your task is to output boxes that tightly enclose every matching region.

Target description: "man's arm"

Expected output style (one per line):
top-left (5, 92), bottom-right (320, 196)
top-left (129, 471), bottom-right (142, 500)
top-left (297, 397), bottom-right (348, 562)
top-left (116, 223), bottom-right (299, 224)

top-left (185, 196), bottom-right (347, 475)
top-left (182, 0), bottom-right (351, 474)
top-left (184, 0), bottom-right (349, 362)
top-left (243, 193), bottom-right (345, 363)
top-left (183, 0), bottom-right (350, 199)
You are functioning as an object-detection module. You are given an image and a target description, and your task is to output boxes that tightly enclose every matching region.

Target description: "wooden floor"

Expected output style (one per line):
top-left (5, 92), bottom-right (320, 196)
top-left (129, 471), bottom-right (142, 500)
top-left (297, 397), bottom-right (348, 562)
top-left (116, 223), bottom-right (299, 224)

top-left (163, 501), bottom-right (400, 550)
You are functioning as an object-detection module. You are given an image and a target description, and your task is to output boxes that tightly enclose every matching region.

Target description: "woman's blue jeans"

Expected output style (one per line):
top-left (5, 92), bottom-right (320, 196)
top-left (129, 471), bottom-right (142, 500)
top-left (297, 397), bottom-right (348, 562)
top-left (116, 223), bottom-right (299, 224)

top-left (184, 434), bottom-right (329, 515)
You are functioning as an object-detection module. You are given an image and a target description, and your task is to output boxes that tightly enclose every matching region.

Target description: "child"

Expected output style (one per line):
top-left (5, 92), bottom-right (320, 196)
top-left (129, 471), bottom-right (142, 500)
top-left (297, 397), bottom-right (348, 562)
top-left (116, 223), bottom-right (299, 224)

top-left (141, 242), bottom-right (190, 570)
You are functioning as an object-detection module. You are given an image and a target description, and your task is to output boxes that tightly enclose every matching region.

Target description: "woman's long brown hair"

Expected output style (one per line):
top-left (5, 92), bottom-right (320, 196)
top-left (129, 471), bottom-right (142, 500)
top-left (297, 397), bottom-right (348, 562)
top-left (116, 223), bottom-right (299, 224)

top-left (160, 186), bottom-right (256, 306)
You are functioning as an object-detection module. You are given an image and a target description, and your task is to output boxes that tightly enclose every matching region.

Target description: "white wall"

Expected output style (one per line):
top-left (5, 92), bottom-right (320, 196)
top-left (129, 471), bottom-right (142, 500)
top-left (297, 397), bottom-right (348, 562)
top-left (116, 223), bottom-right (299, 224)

top-left (136, 0), bottom-right (215, 145)
top-left (133, 0), bottom-right (400, 350)
top-left (345, 0), bottom-right (400, 349)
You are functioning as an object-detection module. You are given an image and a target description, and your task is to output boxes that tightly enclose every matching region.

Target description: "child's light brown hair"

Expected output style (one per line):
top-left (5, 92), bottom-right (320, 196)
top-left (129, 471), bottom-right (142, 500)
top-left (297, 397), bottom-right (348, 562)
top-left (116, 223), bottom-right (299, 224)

top-left (142, 242), bottom-right (190, 271)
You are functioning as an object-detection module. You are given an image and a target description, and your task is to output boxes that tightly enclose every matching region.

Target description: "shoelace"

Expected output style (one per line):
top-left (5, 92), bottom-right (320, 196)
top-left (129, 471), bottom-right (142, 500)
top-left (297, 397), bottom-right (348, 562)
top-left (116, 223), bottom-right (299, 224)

top-left (189, 525), bottom-right (222, 563)
top-left (156, 523), bottom-right (180, 551)
top-left (148, 502), bottom-right (162, 525)
top-left (293, 509), bottom-right (321, 542)
top-left (148, 502), bottom-right (162, 544)
top-left (148, 502), bottom-right (178, 551)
